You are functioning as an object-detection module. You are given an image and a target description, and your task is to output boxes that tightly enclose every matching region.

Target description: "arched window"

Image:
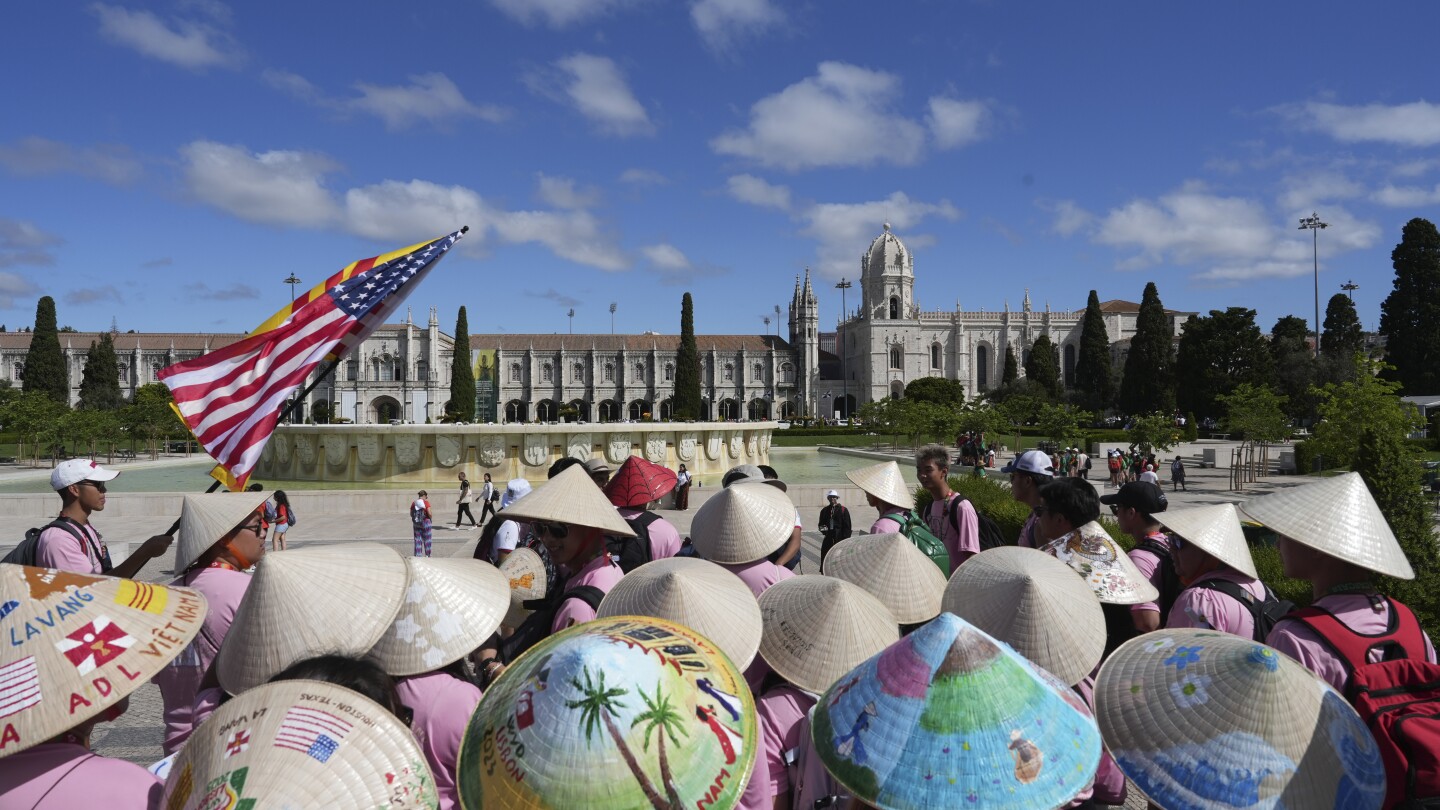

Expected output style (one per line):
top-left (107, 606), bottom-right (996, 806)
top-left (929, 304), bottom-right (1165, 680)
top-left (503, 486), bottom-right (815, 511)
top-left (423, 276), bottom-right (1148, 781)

top-left (1063, 344), bottom-right (1077, 388)
top-left (976, 346), bottom-right (989, 390)
top-left (723, 363), bottom-right (734, 382)
top-left (13, 362), bottom-right (23, 381)
top-left (509, 363), bottom-right (522, 383)
top-left (572, 362), bottom-right (585, 382)
top-left (780, 363), bottom-right (794, 383)
top-left (752, 362), bottom-right (763, 381)
top-left (889, 296), bottom-right (900, 319)
top-left (152, 363), bottom-right (163, 381)
top-left (930, 343), bottom-right (942, 370)
top-left (416, 360), bottom-right (429, 382)
top-left (633, 361), bottom-right (645, 383)
top-left (889, 346), bottom-right (902, 370)
top-left (664, 363), bottom-right (674, 382)
top-left (541, 363), bottom-right (553, 383)
top-left (118, 363), bottom-right (129, 384)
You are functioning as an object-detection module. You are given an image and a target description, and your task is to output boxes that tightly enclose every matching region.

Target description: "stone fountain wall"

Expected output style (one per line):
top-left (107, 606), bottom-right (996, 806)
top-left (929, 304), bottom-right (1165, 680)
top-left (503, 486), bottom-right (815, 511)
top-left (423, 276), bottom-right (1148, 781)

top-left (256, 422), bottom-right (775, 485)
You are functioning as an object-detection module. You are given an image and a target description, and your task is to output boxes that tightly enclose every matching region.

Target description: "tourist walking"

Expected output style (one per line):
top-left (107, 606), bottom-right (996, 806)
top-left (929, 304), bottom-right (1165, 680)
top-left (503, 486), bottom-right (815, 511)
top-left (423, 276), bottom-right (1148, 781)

top-left (271, 489), bottom-right (293, 551)
top-left (674, 463), bottom-right (692, 509)
top-left (1170, 455), bottom-right (1187, 491)
top-left (818, 489), bottom-right (852, 565)
top-left (411, 490), bottom-right (433, 557)
top-left (454, 472), bottom-right (478, 528)
top-left (477, 473), bottom-right (497, 522)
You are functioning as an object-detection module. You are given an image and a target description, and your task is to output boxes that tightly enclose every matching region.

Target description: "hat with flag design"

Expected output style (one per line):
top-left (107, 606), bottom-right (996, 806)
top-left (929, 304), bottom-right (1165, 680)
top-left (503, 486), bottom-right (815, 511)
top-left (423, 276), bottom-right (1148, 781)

top-left (0, 564), bottom-right (207, 758)
top-left (162, 679), bottom-right (438, 810)
top-left (368, 557), bottom-right (510, 677)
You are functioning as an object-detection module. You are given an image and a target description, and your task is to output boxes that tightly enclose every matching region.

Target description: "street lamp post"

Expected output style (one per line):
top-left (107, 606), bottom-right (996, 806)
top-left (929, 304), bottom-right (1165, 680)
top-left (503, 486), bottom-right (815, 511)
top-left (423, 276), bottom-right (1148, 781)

top-left (1298, 212), bottom-right (1328, 358)
top-left (609, 302), bottom-right (616, 334)
top-left (1341, 280), bottom-right (1359, 302)
top-left (836, 278), bottom-right (852, 421)
top-left (568, 308), bottom-right (575, 335)
top-left (284, 273), bottom-right (302, 302)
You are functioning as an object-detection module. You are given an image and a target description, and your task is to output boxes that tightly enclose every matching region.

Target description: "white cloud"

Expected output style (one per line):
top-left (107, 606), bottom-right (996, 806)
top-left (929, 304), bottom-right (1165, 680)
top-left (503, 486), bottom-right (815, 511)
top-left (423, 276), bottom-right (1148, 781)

top-left (691, 0), bottom-right (783, 52)
top-left (0, 137), bottom-right (142, 185)
top-left (495, 209), bottom-right (628, 271)
top-left (351, 73), bottom-right (509, 130)
top-left (1048, 199), bottom-right (1094, 237)
top-left (1372, 184), bottom-right (1440, 207)
top-left (1276, 171), bottom-right (1365, 211)
top-left (0, 218), bottom-right (64, 268)
top-left (64, 286), bottom-right (125, 305)
top-left (180, 141), bottom-right (341, 228)
top-left (926, 97), bottom-right (990, 149)
top-left (342, 180), bottom-right (490, 245)
top-left (536, 54), bottom-right (653, 137)
top-left (1390, 158), bottom-right (1440, 178)
top-left (619, 168), bottom-right (668, 185)
top-left (711, 62), bottom-right (926, 170)
top-left (1284, 100), bottom-right (1440, 147)
top-left (799, 193), bottom-right (960, 278)
top-left (91, 3), bottom-right (240, 70)
top-left (641, 243), bottom-right (691, 270)
top-left (536, 174), bottom-right (602, 209)
top-left (726, 174), bottom-right (791, 211)
top-left (488, 0), bottom-right (632, 28)
top-left (181, 282), bottom-right (259, 300)
top-left (0, 272), bottom-right (39, 309)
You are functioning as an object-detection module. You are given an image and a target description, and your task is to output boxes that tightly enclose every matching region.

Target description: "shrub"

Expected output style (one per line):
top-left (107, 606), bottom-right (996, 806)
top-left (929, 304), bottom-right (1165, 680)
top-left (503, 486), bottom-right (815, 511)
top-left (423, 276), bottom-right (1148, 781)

top-left (914, 476), bottom-right (1130, 547)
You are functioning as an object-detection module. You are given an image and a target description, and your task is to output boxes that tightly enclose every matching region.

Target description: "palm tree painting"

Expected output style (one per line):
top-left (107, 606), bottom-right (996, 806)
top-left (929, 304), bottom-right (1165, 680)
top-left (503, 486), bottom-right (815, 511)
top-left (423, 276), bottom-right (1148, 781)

top-left (566, 666), bottom-right (674, 810)
top-left (633, 682), bottom-right (689, 808)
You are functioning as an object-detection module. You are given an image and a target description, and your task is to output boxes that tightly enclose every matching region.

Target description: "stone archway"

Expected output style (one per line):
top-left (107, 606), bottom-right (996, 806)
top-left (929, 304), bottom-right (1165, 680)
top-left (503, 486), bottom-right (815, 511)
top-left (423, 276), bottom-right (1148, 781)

top-left (505, 400), bottom-right (528, 423)
top-left (659, 398), bottom-right (674, 421)
top-left (778, 399), bottom-right (796, 420)
top-left (536, 399), bottom-right (558, 422)
top-left (564, 399), bottom-right (589, 423)
top-left (598, 400), bottom-right (620, 423)
top-left (371, 395), bottom-right (401, 424)
top-left (718, 398), bottom-right (739, 420)
top-left (747, 398), bottom-right (770, 420)
top-left (628, 399), bottom-right (651, 421)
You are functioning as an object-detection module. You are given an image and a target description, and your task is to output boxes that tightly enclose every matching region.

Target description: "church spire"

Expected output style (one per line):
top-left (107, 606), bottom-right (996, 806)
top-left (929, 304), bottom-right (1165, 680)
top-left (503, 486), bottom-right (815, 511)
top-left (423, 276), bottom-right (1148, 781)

top-left (802, 267), bottom-right (815, 304)
top-left (1023, 288), bottom-right (1032, 312)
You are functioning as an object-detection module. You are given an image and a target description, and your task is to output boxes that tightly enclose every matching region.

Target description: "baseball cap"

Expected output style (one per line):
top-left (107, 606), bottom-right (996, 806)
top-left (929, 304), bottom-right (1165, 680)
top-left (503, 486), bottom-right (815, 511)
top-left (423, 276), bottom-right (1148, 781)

top-left (826, 489), bottom-right (840, 499)
top-left (501, 478), bottom-right (532, 509)
top-left (583, 457), bottom-right (611, 474)
top-left (51, 458), bottom-right (120, 491)
top-left (1099, 481), bottom-right (1168, 514)
top-left (999, 450), bottom-right (1054, 477)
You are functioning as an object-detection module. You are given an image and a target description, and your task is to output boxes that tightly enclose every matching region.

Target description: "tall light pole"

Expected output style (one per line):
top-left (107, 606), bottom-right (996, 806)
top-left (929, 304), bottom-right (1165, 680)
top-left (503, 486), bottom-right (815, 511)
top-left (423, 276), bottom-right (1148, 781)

top-left (836, 278), bottom-right (852, 420)
top-left (284, 273), bottom-right (302, 302)
top-left (1298, 212), bottom-right (1328, 358)
top-left (567, 308), bottom-right (575, 335)
top-left (609, 302), bottom-right (616, 334)
top-left (774, 304), bottom-right (782, 337)
top-left (763, 315), bottom-right (771, 335)
top-left (1341, 279), bottom-right (1359, 301)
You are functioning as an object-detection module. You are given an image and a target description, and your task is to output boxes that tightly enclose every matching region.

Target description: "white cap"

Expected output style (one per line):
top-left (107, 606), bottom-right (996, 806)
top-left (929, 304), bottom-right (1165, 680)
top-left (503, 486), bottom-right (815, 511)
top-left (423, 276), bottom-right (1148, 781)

top-left (1000, 450), bottom-right (1054, 477)
top-left (51, 458), bottom-right (120, 490)
top-left (501, 478), bottom-right (531, 509)
top-left (826, 489), bottom-right (840, 499)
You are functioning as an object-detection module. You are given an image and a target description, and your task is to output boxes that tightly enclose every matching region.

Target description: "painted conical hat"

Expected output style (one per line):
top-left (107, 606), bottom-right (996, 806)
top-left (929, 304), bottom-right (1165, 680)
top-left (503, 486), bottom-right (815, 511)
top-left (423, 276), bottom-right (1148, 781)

top-left (844, 460), bottom-right (916, 510)
top-left (162, 679), bottom-right (438, 809)
top-left (174, 492), bottom-right (270, 573)
top-left (0, 564), bottom-right (207, 757)
top-left (603, 456), bottom-right (678, 508)
top-left (690, 481), bottom-right (796, 564)
top-left (812, 613), bottom-right (1102, 810)
top-left (942, 546), bottom-right (1106, 686)
top-left (499, 547), bottom-right (547, 628)
top-left (597, 557), bottom-right (762, 669)
top-left (1239, 471), bottom-right (1413, 579)
top-left (1156, 503), bottom-right (1258, 580)
top-left (758, 576), bottom-right (899, 694)
top-left (368, 558), bottom-right (510, 677)
top-left (457, 615), bottom-right (758, 810)
top-left (1039, 521), bottom-right (1160, 605)
top-left (498, 464), bottom-right (636, 537)
top-left (823, 534), bottom-right (946, 624)
top-left (215, 543), bottom-right (407, 695)
top-left (1096, 629), bottom-right (1386, 809)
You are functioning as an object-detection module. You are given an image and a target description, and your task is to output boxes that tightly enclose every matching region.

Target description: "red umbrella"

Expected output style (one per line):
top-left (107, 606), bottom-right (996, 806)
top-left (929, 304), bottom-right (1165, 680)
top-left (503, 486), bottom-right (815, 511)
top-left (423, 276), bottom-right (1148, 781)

top-left (603, 456), bottom-right (679, 508)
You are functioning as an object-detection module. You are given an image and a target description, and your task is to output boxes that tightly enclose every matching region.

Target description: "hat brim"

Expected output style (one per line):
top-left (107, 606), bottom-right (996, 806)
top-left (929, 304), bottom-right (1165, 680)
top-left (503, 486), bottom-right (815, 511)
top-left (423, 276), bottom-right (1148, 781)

top-left (824, 534), bottom-right (946, 624)
top-left (597, 557), bottom-right (762, 669)
top-left (689, 481), bottom-right (795, 564)
top-left (758, 576), bottom-right (898, 693)
top-left (368, 558), bottom-right (510, 676)
top-left (174, 492), bottom-right (271, 573)
top-left (500, 465), bottom-right (636, 537)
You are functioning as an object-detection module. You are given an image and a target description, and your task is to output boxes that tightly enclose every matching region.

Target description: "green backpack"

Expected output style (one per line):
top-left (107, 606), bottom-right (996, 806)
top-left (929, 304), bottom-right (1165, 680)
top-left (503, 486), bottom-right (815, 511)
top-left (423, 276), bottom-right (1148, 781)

top-left (895, 510), bottom-right (951, 576)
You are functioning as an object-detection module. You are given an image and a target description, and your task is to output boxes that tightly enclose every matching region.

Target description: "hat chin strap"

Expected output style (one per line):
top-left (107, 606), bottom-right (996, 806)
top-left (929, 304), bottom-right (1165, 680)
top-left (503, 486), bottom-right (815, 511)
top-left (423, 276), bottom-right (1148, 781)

top-left (223, 539), bottom-right (254, 571)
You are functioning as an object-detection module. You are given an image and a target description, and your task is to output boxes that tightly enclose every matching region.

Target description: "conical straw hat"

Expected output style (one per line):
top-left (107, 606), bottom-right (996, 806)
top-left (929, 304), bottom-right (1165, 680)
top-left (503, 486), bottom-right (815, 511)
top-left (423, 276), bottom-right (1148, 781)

top-left (844, 460), bottom-right (916, 510)
top-left (215, 543), bottom-right (407, 695)
top-left (1239, 471), bottom-right (1413, 579)
top-left (1096, 629), bottom-right (1386, 809)
top-left (942, 546), bottom-right (1105, 686)
top-left (603, 455), bottom-right (678, 508)
top-left (823, 534), bottom-right (946, 624)
top-left (457, 615), bottom-right (757, 809)
top-left (497, 464), bottom-right (636, 537)
top-left (758, 576), bottom-right (899, 694)
top-left (499, 547), bottom-right (547, 628)
top-left (1156, 503), bottom-right (1258, 579)
top-left (1039, 521), bottom-right (1160, 605)
top-left (162, 679), bottom-right (438, 809)
top-left (597, 557), bottom-right (762, 669)
top-left (690, 481), bottom-right (796, 564)
top-left (0, 564), bottom-right (207, 757)
top-left (174, 492), bottom-right (270, 573)
top-left (368, 558), bottom-right (510, 677)
top-left (811, 613), bottom-right (1102, 810)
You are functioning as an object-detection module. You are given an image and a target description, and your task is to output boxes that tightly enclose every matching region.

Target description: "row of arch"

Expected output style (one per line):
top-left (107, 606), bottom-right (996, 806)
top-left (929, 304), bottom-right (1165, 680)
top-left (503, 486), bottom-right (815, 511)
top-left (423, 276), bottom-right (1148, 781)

top-left (504, 397), bottom-right (798, 423)
top-left (509, 360), bottom-right (797, 385)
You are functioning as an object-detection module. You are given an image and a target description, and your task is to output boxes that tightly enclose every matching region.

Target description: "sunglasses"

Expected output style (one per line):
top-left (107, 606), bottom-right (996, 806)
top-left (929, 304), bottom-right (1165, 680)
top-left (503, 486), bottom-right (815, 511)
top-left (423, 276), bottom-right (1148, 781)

top-left (237, 522), bottom-right (267, 536)
top-left (77, 480), bottom-right (107, 492)
top-left (534, 522), bottom-right (570, 539)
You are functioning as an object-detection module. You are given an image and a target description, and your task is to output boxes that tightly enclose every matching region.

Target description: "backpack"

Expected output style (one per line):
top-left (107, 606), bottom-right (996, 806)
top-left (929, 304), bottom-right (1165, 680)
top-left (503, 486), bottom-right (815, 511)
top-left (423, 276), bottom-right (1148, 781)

top-left (281, 503), bottom-right (297, 528)
top-left (500, 584), bottom-right (606, 664)
top-left (1084, 455), bottom-right (1093, 470)
top-left (1191, 578), bottom-right (1294, 642)
top-left (1291, 599), bottom-right (1440, 808)
top-left (896, 511), bottom-right (951, 575)
top-left (1134, 535), bottom-right (1181, 624)
top-left (941, 494), bottom-right (1008, 552)
top-left (607, 511), bottom-right (661, 574)
top-left (4, 519), bottom-right (112, 573)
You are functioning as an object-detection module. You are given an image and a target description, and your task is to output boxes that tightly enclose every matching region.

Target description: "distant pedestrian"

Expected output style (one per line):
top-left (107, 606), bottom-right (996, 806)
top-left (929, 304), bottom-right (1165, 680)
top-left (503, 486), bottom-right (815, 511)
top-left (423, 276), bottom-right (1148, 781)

top-left (674, 464), bottom-right (692, 510)
top-left (271, 490), bottom-right (293, 551)
top-left (455, 472), bottom-right (478, 528)
top-left (411, 490), bottom-right (433, 557)
top-left (1170, 456), bottom-right (1187, 491)
top-left (478, 473), bottom-right (497, 522)
top-left (818, 489), bottom-right (852, 565)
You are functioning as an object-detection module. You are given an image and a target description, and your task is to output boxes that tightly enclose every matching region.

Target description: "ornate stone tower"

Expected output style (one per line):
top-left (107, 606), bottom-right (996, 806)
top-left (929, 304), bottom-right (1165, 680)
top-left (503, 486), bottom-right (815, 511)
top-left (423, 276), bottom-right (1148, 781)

top-left (789, 268), bottom-right (820, 418)
top-left (860, 223), bottom-right (915, 321)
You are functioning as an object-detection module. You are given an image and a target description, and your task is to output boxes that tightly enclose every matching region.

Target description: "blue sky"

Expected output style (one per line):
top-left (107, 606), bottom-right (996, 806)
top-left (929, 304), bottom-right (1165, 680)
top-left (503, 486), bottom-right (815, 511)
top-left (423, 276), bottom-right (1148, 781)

top-left (2, 1), bottom-right (1438, 338)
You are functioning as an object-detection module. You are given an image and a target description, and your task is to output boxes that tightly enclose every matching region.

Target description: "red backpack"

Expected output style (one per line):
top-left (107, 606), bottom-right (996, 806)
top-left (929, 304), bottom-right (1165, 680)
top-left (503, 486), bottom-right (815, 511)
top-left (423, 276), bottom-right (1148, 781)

top-left (1291, 599), bottom-right (1440, 809)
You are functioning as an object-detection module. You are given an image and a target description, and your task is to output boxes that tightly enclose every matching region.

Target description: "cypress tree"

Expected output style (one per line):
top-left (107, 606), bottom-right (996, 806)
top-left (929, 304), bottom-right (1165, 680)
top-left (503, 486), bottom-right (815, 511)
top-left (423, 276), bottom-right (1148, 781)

top-left (78, 332), bottom-right (123, 410)
top-left (1356, 425), bottom-right (1440, 630)
top-left (1118, 282), bottom-right (1174, 414)
top-left (22, 296), bottom-right (68, 406)
top-left (1024, 334), bottom-right (1061, 398)
top-left (1380, 217), bottom-right (1440, 393)
top-left (1001, 345), bottom-right (1019, 385)
top-left (673, 293), bottom-right (701, 419)
top-left (1322, 293), bottom-right (1364, 361)
top-left (1074, 290), bottom-right (1113, 411)
top-left (450, 306), bottom-right (476, 422)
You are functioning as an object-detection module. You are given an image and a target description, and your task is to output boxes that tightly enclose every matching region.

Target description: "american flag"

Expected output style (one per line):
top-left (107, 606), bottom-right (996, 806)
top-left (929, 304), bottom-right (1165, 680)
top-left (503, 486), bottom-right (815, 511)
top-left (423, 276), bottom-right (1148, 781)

top-left (0, 656), bottom-right (40, 719)
top-left (273, 705), bottom-right (353, 763)
top-left (158, 229), bottom-right (465, 489)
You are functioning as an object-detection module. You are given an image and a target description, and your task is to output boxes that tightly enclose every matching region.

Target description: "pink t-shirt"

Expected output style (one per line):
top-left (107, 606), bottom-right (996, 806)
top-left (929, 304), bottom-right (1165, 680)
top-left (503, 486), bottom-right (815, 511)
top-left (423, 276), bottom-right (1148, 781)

top-left (156, 566), bottom-right (252, 754)
top-left (36, 519), bottom-right (106, 574)
top-left (1017, 511), bottom-right (1042, 549)
top-left (870, 507), bottom-right (907, 535)
top-left (1070, 676), bottom-right (1127, 806)
top-left (1126, 532), bottom-right (1172, 615)
top-left (0, 742), bottom-right (161, 808)
top-left (1267, 593), bottom-right (1438, 694)
top-left (617, 507), bottom-right (683, 561)
top-left (756, 683), bottom-right (818, 799)
top-left (734, 731), bottom-right (770, 810)
top-left (1166, 569), bottom-right (1267, 639)
top-left (395, 671), bottom-right (483, 810)
top-left (720, 559), bottom-right (795, 599)
top-left (551, 554), bottom-right (624, 633)
top-left (925, 493), bottom-right (980, 568)
top-left (190, 687), bottom-right (225, 733)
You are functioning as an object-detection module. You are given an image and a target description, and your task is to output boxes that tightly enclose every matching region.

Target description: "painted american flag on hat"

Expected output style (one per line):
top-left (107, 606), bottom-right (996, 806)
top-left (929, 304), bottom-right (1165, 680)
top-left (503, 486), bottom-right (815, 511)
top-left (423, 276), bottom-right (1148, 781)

top-left (273, 705), bottom-right (353, 763)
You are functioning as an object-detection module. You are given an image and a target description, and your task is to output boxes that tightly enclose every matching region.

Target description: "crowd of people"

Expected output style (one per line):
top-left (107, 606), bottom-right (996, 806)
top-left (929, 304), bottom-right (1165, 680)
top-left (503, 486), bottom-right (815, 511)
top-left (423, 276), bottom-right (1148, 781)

top-left (0, 442), bottom-right (1434, 809)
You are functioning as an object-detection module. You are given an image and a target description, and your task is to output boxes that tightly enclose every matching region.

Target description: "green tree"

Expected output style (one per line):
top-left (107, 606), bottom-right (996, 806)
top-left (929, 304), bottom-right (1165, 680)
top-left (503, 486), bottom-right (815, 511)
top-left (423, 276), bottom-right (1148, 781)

top-left (1127, 412), bottom-right (1182, 456)
top-left (565, 667), bottom-right (668, 810)
top-left (955, 395), bottom-right (1008, 445)
top-left (77, 332), bottom-right (123, 410)
top-left (673, 293), bottom-right (701, 420)
top-left (311, 400), bottom-right (331, 424)
top-left (1036, 402), bottom-right (1092, 449)
top-left (1322, 293), bottom-right (1364, 362)
top-left (1118, 282), bottom-right (1174, 415)
top-left (1309, 357), bottom-right (1423, 470)
top-left (1355, 426), bottom-right (1440, 632)
top-left (1380, 217), bottom-right (1440, 393)
top-left (857, 397), bottom-right (904, 446)
top-left (2, 390), bottom-right (66, 464)
top-left (1217, 383), bottom-right (1290, 444)
top-left (1023, 334), bottom-right (1061, 398)
top-left (449, 306), bottom-right (476, 422)
top-left (22, 296), bottom-right (68, 405)
top-left (58, 408), bottom-right (122, 461)
top-left (995, 390), bottom-right (1045, 453)
top-left (1074, 290), bottom-right (1114, 412)
top-left (1173, 308), bottom-right (1274, 421)
top-left (1270, 315), bottom-right (1320, 423)
top-left (1001, 345), bottom-right (1019, 385)
top-left (903, 376), bottom-right (965, 407)
top-left (123, 383), bottom-right (180, 459)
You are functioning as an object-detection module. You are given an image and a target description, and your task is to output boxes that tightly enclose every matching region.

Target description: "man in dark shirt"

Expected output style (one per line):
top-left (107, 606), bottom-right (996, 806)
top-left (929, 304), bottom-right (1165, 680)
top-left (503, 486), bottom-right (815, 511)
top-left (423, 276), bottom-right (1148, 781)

top-left (818, 489), bottom-right (853, 568)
